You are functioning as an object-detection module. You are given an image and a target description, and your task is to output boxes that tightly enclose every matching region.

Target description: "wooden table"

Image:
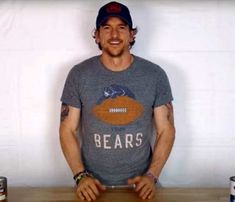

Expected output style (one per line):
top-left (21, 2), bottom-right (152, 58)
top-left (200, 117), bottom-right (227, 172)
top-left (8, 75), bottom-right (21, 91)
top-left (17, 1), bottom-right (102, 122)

top-left (7, 187), bottom-right (229, 202)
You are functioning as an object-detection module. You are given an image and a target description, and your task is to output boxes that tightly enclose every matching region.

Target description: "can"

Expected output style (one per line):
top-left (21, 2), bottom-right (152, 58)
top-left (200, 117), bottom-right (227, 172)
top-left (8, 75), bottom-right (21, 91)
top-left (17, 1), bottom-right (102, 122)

top-left (0, 177), bottom-right (7, 202)
top-left (231, 176), bottom-right (235, 202)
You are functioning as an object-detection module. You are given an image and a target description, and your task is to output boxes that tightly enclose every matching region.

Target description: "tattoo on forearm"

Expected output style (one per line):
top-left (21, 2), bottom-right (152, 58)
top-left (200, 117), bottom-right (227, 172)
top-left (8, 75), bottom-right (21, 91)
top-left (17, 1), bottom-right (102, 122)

top-left (61, 103), bottom-right (69, 122)
top-left (165, 102), bottom-right (174, 125)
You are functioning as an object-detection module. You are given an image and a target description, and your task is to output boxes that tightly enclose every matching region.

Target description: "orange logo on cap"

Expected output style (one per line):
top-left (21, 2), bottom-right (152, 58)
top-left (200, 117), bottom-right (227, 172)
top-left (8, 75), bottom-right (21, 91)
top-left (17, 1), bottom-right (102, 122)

top-left (106, 3), bottom-right (122, 13)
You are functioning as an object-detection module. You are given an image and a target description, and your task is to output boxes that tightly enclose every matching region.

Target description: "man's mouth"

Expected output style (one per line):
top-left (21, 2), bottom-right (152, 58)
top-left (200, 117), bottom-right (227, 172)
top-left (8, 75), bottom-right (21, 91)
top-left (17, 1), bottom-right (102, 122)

top-left (109, 39), bottom-right (122, 45)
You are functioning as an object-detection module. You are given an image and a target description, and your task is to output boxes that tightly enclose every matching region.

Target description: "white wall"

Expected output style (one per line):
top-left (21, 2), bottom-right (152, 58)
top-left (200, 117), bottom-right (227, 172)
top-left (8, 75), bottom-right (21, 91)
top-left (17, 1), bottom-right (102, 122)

top-left (0, 0), bottom-right (234, 187)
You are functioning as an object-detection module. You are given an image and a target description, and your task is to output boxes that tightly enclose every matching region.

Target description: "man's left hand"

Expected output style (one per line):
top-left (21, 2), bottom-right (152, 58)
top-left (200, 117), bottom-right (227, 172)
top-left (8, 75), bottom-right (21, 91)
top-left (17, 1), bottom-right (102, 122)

top-left (128, 175), bottom-right (156, 199)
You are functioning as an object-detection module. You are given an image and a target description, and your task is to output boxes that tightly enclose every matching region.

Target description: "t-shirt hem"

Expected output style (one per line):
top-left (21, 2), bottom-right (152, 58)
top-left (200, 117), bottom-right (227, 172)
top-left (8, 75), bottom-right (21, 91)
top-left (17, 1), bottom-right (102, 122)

top-left (60, 98), bottom-right (81, 109)
top-left (154, 96), bottom-right (173, 108)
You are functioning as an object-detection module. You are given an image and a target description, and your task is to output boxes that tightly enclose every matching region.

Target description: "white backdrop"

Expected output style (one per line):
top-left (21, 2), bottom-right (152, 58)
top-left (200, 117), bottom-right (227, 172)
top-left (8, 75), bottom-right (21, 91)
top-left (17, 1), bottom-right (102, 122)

top-left (0, 0), bottom-right (234, 187)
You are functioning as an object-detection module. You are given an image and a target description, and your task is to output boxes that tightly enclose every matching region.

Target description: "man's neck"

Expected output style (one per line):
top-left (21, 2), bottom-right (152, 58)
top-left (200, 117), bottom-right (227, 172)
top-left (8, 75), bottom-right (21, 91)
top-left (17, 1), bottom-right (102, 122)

top-left (100, 53), bottom-right (134, 72)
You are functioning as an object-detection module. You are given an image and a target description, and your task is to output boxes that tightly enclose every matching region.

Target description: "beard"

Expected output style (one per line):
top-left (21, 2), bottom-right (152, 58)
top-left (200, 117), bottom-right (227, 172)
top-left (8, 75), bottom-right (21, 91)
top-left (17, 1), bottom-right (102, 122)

top-left (104, 46), bottom-right (125, 57)
top-left (100, 38), bottom-right (129, 57)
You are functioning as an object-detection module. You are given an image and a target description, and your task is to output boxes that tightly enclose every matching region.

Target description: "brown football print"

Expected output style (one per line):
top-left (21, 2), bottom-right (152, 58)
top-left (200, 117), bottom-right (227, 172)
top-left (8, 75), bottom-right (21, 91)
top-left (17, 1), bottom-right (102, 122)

top-left (92, 96), bottom-right (144, 125)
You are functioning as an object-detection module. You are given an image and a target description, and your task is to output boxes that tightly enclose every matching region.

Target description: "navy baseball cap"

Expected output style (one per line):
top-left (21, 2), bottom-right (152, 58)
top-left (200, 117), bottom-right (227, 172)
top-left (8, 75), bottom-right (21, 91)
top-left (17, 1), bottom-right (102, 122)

top-left (96, 1), bottom-right (133, 29)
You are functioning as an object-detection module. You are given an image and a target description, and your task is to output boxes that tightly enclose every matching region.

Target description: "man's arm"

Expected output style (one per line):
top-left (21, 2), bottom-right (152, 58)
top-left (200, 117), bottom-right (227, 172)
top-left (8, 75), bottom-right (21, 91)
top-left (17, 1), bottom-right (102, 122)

top-left (128, 102), bottom-right (175, 199)
top-left (148, 102), bottom-right (175, 177)
top-left (59, 103), bottom-right (105, 201)
top-left (59, 103), bottom-right (84, 175)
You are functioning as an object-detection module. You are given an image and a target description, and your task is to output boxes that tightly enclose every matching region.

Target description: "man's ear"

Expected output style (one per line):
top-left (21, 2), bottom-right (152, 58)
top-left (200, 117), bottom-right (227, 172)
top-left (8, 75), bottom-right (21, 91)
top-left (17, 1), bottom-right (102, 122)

top-left (95, 30), bottom-right (100, 44)
top-left (130, 29), bottom-right (137, 43)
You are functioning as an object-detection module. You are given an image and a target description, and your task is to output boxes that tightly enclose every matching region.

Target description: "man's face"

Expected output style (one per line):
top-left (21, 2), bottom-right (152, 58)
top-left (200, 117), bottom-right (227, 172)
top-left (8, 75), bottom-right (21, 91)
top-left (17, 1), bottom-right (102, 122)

top-left (95, 17), bottom-right (134, 57)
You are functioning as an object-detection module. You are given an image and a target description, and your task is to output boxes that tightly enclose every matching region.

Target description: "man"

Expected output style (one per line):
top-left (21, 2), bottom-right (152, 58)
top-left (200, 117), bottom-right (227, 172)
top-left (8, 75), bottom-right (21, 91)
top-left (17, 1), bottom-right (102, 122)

top-left (60, 1), bottom-right (175, 201)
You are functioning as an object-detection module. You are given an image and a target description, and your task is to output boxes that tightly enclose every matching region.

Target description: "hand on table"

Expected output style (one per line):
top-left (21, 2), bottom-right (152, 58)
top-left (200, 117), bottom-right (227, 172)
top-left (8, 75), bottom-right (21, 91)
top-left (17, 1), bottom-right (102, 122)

top-left (76, 176), bottom-right (106, 201)
top-left (128, 175), bottom-right (156, 199)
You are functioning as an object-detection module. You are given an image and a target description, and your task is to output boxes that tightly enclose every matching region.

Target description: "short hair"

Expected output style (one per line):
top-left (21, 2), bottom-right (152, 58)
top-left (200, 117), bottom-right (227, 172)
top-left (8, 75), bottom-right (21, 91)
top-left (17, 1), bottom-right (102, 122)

top-left (92, 22), bottom-right (138, 50)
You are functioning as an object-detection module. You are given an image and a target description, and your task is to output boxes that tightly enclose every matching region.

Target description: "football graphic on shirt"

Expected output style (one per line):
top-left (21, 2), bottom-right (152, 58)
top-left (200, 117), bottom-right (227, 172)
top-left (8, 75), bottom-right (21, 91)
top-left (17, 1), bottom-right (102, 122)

top-left (93, 84), bottom-right (144, 125)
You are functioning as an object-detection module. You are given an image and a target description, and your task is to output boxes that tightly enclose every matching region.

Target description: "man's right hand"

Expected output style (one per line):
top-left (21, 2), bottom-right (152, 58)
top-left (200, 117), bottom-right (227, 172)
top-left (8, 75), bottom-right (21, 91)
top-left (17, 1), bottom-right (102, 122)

top-left (76, 177), bottom-right (106, 201)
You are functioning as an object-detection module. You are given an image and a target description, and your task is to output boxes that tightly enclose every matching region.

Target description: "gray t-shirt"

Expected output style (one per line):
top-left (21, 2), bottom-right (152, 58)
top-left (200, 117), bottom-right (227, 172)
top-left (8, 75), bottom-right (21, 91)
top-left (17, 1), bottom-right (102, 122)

top-left (61, 55), bottom-right (173, 185)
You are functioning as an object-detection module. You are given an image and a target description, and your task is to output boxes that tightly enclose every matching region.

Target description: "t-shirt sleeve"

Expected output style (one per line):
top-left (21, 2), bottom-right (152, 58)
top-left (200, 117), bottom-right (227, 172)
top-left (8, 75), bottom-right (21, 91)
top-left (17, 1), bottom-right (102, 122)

top-left (154, 69), bottom-right (173, 107)
top-left (60, 68), bottom-right (81, 108)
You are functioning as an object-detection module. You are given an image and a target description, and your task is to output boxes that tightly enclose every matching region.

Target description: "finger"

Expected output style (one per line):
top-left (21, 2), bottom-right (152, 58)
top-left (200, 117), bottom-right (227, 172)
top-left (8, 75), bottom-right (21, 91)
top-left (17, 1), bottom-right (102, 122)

top-left (94, 179), bottom-right (106, 191)
top-left (76, 186), bottom-right (85, 200)
top-left (139, 184), bottom-right (150, 198)
top-left (89, 183), bottom-right (100, 196)
top-left (77, 191), bottom-right (85, 201)
top-left (81, 188), bottom-right (92, 202)
top-left (135, 180), bottom-right (145, 192)
top-left (128, 176), bottom-right (141, 185)
top-left (141, 188), bottom-right (152, 199)
top-left (127, 179), bottom-right (134, 185)
top-left (148, 190), bottom-right (155, 199)
top-left (85, 187), bottom-right (97, 201)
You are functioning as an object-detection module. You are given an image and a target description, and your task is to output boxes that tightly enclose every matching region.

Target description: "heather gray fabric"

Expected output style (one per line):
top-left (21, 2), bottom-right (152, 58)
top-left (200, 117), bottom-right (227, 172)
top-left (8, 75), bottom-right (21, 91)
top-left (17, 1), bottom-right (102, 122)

top-left (61, 55), bottom-right (173, 185)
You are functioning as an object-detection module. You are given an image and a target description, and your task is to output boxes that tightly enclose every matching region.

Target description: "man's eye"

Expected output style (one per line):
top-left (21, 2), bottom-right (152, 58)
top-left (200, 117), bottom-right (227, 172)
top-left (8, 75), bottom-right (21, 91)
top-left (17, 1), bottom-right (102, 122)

top-left (103, 26), bottom-right (110, 30)
top-left (119, 26), bottom-right (126, 29)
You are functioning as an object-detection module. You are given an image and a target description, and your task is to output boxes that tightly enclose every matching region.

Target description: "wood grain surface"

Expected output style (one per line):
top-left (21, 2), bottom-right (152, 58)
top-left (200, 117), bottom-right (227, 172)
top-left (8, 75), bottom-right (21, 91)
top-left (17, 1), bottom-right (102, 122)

top-left (7, 187), bottom-right (229, 202)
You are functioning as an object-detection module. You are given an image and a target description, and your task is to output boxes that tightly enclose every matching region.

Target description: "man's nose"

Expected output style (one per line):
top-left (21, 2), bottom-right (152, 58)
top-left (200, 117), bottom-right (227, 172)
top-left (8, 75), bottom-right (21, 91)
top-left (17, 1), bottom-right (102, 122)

top-left (111, 28), bottom-right (118, 38)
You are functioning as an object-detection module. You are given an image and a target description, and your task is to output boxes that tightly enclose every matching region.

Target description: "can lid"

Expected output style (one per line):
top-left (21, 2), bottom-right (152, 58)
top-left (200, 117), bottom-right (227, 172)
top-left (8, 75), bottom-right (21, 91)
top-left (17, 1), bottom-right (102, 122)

top-left (0, 177), bottom-right (7, 182)
top-left (230, 176), bottom-right (235, 182)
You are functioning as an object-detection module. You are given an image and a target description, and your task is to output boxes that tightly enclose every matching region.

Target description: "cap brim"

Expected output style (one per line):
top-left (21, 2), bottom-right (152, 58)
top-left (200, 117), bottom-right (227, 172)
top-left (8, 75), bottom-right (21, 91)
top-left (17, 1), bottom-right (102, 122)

top-left (97, 15), bottom-right (132, 28)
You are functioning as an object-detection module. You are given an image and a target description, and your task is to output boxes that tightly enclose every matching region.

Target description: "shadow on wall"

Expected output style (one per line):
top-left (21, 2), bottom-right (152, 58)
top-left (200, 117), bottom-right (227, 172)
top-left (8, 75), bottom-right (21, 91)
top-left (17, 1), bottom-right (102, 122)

top-left (131, 1), bottom-right (192, 186)
top-left (158, 59), bottom-right (191, 187)
top-left (129, 1), bottom-right (153, 58)
top-left (75, 1), bottom-right (103, 57)
top-left (47, 60), bottom-right (77, 186)
top-left (46, 3), bottom-right (101, 186)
